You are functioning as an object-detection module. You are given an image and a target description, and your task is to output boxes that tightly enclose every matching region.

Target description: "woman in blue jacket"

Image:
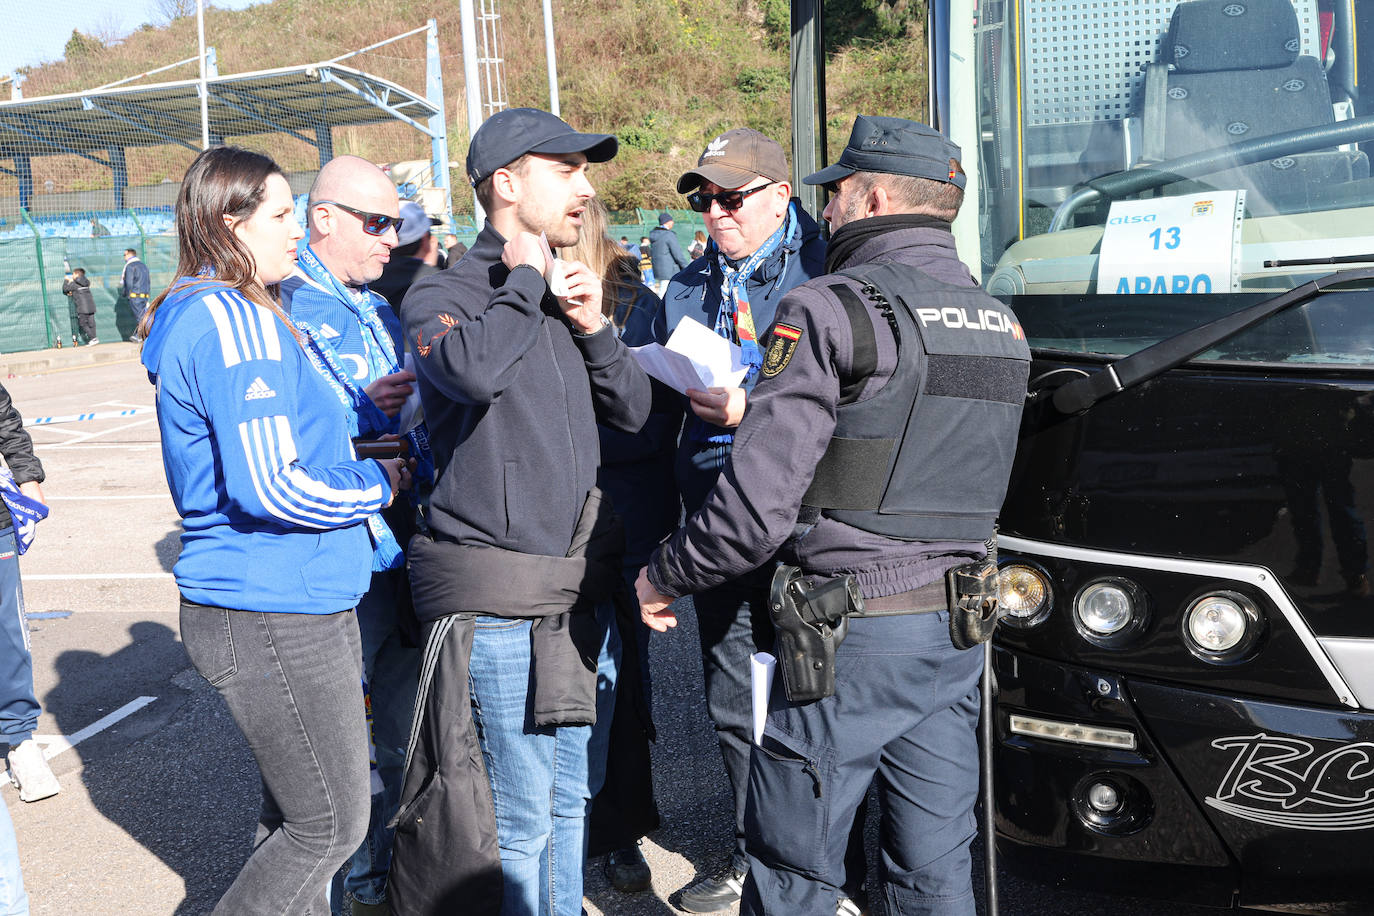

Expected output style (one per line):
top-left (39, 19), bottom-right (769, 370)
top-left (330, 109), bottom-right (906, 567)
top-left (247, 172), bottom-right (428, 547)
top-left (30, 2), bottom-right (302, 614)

top-left (140, 147), bottom-right (408, 915)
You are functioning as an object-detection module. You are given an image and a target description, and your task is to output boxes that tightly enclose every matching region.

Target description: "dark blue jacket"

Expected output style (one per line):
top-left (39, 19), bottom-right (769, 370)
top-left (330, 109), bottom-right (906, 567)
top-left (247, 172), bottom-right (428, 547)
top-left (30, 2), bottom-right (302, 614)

top-left (596, 282), bottom-right (677, 568)
top-left (649, 225), bottom-right (688, 280)
top-left (660, 200), bottom-right (826, 515)
top-left (401, 223), bottom-right (651, 557)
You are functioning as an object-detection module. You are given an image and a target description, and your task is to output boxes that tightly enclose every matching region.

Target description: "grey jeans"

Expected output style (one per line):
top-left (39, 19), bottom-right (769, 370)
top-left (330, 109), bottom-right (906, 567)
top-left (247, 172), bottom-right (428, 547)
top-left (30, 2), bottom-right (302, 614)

top-left (181, 600), bottom-right (371, 916)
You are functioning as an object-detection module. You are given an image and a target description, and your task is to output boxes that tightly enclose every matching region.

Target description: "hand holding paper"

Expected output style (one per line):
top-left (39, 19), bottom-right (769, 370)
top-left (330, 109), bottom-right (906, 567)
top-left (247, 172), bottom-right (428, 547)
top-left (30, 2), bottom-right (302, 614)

top-left (630, 316), bottom-right (750, 394)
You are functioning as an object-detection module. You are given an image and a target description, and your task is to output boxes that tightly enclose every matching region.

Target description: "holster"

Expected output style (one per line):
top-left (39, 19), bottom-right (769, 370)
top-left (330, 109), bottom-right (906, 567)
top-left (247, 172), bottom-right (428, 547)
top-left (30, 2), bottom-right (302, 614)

top-left (947, 536), bottom-right (1003, 650)
top-left (768, 565), bottom-right (863, 703)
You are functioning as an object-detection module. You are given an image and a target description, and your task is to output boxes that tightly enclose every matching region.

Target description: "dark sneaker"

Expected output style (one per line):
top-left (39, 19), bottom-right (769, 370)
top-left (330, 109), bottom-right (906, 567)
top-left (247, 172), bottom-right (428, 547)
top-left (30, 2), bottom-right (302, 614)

top-left (677, 863), bottom-right (746, 913)
top-left (605, 841), bottom-right (652, 893)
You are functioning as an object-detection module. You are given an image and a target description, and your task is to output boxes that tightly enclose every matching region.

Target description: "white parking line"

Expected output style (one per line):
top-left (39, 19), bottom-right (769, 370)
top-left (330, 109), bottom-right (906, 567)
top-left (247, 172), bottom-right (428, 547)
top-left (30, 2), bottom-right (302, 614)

top-left (45, 495), bottom-right (170, 501)
top-left (32, 696), bottom-right (158, 761)
top-left (23, 573), bottom-right (174, 581)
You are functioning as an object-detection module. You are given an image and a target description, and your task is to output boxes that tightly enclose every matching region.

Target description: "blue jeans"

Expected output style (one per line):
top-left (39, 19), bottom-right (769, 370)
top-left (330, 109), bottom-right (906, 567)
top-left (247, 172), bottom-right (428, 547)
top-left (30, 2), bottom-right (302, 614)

top-left (0, 800), bottom-right (27, 916)
top-left (742, 612), bottom-right (983, 916)
top-left (181, 601), bottom-right (371, 916)
top-left (342, 570), bottom-right (419, 907)
top-left (0, 529), bottom-right (39, 745)
top-left (468, 603), bottom-right (620, 916)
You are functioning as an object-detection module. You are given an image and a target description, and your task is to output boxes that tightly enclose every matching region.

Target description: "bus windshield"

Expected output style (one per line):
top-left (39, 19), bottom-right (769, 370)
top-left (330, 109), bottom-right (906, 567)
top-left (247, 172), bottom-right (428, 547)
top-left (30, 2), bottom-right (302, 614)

top-left (970, 0), bottom-right (1374, 334)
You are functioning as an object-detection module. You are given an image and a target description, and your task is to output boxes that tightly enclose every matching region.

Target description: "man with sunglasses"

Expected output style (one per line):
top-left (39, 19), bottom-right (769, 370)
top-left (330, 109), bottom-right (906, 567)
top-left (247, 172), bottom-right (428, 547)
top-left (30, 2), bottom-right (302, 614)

top-left (638, 115), bottom-right (1030, 916)
top-left (280, 154), bottom-right (427, 916)
top-left (657, 127), bottom-right (828, 913)
top-left (392, 108), bottom-right (650, 916)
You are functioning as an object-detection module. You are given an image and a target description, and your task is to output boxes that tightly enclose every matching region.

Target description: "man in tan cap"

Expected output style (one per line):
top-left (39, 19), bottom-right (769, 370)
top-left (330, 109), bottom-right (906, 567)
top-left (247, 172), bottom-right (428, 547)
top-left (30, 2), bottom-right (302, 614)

top-left (656, 128), bottom-right (829, 913)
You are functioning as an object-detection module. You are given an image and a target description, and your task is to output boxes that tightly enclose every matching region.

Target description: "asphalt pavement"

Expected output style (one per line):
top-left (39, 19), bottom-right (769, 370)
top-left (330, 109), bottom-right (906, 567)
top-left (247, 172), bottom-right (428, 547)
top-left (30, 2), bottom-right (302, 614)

top-left (0, 344), bottom-right (1225, 915)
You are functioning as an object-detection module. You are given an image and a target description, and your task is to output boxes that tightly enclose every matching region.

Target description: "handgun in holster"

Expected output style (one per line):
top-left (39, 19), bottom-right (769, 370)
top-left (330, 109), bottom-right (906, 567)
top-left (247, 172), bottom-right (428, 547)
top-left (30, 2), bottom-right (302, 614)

top-left (946, 535), bottom-right (1003, 650)
top-left (768, 564), bottom-right (864, 703)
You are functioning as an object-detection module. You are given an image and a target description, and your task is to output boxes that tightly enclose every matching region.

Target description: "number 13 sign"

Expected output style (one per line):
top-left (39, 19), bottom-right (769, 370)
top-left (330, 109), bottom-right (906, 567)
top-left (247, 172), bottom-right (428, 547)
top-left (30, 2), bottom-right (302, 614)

top-left (1096, 190), bottom-right (1245, 295)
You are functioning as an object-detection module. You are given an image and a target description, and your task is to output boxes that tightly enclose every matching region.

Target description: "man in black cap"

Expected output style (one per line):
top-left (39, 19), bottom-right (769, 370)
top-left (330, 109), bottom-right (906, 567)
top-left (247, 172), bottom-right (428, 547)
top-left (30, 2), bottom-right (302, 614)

top-left (637, 115), bottom-right (1030, 915)
top-left (659, 126), bottom-right (828, 913)
top-left (392, 108), bottom-right (650, 916)
top-left (649, 210), bottom-right (687, 295)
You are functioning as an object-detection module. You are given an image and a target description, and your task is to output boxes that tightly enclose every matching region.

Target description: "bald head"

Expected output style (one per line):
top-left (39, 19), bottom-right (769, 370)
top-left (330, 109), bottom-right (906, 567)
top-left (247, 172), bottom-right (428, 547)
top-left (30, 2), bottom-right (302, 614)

top-left (307, 155), bottom-right (400, 286)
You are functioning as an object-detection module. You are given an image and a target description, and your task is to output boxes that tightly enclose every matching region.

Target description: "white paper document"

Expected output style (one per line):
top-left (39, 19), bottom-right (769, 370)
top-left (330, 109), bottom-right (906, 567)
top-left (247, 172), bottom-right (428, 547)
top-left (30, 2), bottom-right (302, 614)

top-left (630, 316), bottom-right (750, 394)
top-left (750, 651), bottom-right (777, 745)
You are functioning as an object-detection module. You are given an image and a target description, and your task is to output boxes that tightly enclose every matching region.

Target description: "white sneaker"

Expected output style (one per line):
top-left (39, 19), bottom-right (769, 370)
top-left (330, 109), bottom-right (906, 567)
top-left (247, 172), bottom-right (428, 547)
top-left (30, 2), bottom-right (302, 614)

top-left (87, 338), bottom-right (99, 346)
top-left (7, 740), bottom-right (59, 802)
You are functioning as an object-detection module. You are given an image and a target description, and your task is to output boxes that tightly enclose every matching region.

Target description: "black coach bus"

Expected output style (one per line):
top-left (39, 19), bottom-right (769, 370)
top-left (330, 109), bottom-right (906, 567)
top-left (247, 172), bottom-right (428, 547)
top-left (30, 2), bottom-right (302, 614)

top-left (927, 0), bottom-right (1374, 909)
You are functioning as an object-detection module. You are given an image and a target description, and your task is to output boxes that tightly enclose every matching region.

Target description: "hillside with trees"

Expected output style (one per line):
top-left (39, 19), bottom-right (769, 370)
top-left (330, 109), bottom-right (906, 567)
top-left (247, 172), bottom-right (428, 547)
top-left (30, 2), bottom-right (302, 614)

top-left (13, 0), bottom-right (927, 212)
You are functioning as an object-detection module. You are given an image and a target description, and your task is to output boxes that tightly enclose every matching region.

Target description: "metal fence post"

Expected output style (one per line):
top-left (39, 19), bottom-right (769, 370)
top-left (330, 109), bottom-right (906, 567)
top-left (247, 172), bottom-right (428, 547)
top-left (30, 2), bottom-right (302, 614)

top-left (19, 208), bottom-right (54, 348)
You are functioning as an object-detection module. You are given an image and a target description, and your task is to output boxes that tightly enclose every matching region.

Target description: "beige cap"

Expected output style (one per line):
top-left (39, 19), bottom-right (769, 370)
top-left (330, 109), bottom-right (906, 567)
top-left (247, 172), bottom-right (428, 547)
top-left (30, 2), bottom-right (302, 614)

top-left (676, 128), bottom-right (789, 193)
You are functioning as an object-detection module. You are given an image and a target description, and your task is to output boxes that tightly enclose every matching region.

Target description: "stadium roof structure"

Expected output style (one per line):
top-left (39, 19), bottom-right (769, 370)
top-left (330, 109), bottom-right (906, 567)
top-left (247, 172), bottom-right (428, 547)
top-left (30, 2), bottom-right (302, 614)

top-left (0, 54), bottom-right (448, 211)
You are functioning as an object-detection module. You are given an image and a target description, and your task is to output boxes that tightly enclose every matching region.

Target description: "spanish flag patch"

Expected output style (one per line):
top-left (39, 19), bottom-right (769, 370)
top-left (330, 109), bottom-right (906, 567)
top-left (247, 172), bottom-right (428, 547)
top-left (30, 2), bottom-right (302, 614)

top-left (761, 323), bottom-right (803, 378)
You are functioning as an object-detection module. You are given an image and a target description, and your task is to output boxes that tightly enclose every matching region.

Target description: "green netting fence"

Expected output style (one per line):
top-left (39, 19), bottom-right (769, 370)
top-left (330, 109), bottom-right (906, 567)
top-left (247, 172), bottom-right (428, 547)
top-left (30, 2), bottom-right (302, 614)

top-left (0, 208), bottom-right (178, 353)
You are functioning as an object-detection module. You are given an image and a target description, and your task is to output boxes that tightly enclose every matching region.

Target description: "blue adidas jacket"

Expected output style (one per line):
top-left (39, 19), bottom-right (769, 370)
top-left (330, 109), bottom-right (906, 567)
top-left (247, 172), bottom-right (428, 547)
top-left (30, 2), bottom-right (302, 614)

top-left (142, 280), bottom-right (390, 614)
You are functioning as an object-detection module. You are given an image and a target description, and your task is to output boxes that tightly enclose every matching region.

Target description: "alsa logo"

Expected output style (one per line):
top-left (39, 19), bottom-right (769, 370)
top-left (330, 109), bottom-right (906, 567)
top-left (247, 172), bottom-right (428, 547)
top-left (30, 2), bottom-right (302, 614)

top-left (1108, 213), bottom-right (1156, 225)
top-left (1206, 732), bottom-right (1374, 830)
top-left (702, 136), bottom-right (730, 159)
top-left (915, 306), bottom-right (1023, 338)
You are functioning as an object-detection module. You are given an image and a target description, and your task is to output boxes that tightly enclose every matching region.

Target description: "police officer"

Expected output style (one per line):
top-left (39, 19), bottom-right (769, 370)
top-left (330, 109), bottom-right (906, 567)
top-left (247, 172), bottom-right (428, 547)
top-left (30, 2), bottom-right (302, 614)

top-left (636, 116), bottom-right (1030, 915)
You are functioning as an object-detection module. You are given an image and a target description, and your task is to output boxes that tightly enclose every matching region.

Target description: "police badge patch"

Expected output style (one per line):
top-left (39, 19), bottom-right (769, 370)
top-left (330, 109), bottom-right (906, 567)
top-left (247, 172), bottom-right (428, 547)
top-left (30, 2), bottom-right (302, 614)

top-left (761, 323), bottom-right (803, 378)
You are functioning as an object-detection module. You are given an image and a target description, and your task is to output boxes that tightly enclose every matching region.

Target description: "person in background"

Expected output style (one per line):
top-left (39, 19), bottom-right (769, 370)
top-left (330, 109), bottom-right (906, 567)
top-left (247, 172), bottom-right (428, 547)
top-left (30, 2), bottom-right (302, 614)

top-left (620, 235), bottom-right (638, 257)
top-left (62, 267), bottom-right (98, 346)
top-left (371, 200), bottom-right (443, 311)
top-left (688, 230), bottom-right (708, 260)
top-left (0, 383), bottom-right (59, 808)
top-left (279, 155), bottom-right (427, 916)
top-left (120, 248), bottom-right (151, 342)
top-left (89, 216), bottom-right (110, 238)
top-left (558, 196), bottom-right (672, 895)
top-left (639, 236), bottom-right (654, 288)
top-left (649, 211), bottom-right (688, 297)
top-left (658, 127), bottom-right (830, 914)
top-left (441, 232), bottom-right (467, 267)
top-left (139, 146), bottom-right (409, 916)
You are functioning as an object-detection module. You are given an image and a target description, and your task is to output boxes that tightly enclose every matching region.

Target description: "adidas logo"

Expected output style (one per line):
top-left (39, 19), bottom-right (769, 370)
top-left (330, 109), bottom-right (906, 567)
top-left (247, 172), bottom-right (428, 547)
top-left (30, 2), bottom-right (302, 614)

top-left (320, 322), bottom-right (341, 339)
top-left (244, 378), bottom-right (277, 401)
top-left (702, 136), bottom-right (729, 158)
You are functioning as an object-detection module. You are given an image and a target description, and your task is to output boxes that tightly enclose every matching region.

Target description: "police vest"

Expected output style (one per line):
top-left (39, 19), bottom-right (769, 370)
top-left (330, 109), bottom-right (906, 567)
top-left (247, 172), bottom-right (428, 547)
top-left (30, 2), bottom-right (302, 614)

top-left (799, 262), bottom-right (1030, 542)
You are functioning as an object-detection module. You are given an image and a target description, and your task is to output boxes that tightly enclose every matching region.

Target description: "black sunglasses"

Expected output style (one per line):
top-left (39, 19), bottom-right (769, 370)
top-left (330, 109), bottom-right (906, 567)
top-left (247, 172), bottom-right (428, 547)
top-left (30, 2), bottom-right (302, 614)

top-left (315, 200), bottom-right (403, 237)
top-left (686, 181), bottom-right (776, 214)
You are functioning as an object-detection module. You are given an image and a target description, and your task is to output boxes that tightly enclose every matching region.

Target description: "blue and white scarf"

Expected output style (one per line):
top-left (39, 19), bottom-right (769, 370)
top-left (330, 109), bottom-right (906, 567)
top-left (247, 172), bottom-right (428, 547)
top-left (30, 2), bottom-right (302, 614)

top-left (292, 246), bottom-right (436, 572)
top-left (0, 469), bottom-right (47, 555)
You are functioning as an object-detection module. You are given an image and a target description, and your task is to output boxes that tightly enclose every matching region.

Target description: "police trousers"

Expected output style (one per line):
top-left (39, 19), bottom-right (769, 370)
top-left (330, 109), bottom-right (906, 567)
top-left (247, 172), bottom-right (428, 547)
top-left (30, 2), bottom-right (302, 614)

top-left (742, 610), bottom-right (982, 916)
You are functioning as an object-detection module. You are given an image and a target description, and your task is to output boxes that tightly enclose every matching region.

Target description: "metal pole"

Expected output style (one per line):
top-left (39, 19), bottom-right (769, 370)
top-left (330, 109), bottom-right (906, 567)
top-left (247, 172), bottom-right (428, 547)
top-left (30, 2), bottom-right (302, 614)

top-left (460, 0), bottom-right (485, 223)
top-left (790, 0), bottom-right (824, 219)
top-left (425, 19), bottom-right (453, 223)
top-left (981, 639), bottom-right (1000, 916)
top-left (196, 0), bottom-right (209, 149)
top-left (541, 0), bottom-right (560, 117)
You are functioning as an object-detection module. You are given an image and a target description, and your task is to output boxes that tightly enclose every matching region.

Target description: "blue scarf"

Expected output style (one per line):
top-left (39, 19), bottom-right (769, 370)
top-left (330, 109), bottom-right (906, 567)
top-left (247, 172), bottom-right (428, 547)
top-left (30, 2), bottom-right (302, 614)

top-left (0, 470), bottom-right (47, 555)
top-left (291, 246), bottom-right (423, 572)
top-left (691, 202), bottom-right (801, 445)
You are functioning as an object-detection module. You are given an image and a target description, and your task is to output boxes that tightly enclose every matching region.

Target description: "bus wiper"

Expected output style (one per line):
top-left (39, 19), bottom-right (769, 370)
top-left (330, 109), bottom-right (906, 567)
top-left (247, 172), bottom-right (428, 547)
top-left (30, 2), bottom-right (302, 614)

top-left (1050, 267), bottom-right (1374, 416)
top-left (1264, 253), bottom-right (1374, 268)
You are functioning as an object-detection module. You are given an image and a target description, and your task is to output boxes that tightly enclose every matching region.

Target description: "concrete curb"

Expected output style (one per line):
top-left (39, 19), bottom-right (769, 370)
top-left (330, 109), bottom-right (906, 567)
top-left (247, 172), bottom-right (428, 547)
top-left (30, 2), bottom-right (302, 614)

top-left (0, 341), bottom-right (142, 378)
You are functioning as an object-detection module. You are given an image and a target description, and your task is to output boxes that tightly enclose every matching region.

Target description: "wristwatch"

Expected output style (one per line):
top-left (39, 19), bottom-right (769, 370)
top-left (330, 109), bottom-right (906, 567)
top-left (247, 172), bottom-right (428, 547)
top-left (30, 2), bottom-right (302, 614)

top-left (573, 312), bottom-right (612, 337)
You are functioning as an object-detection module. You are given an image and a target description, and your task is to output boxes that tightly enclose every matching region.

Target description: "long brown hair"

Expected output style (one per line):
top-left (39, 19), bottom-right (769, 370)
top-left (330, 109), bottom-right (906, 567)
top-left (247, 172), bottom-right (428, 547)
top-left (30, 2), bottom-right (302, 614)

top-left (557, 196), bottom-right (642, 327)
top-left (139, 146), bottom-right (297, 340)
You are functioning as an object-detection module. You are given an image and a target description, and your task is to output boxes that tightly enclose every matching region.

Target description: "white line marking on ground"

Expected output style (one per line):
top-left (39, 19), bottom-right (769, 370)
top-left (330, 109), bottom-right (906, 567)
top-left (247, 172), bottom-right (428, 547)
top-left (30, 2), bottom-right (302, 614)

top-left (45, 495), bottom-right (169, 501)
top-left (32, 696), bottom-right (158, 761)
top-left (35, 445), bottom-right (162, 451)
top-left (23, 573), bottom-right (174, 581)
top-left (60, 417), bottom-right (157, 446)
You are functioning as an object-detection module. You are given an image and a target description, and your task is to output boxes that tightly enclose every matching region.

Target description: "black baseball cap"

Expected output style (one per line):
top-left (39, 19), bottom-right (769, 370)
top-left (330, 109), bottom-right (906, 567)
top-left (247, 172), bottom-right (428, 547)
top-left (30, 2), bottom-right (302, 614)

top-left (804, 115), bottom-right (965, 189)
top-left (466, 108), bottom-right (618, 186)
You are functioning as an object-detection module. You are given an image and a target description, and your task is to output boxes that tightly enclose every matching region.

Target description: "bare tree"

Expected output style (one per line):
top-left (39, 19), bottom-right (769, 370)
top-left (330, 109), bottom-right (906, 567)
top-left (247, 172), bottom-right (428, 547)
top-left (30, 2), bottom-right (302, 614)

top-left (153, 0), bottom-right (198, 23)
top-left (90, 9), bottom-right (127, 47)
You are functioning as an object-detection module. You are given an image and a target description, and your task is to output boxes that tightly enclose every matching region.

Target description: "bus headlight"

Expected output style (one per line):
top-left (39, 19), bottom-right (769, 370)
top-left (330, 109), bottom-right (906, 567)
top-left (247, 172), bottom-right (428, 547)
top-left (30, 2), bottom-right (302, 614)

top-left (1183, 591), bottom-right (1262, 662)
top-left (1074, 578), bottom-right (1147, 643)
top-left (998, 563), bottom-right (1052, 628)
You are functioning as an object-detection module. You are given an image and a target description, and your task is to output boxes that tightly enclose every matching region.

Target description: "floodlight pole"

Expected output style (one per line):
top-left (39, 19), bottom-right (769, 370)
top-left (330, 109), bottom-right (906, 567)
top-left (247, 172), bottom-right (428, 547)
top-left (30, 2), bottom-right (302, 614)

top-left (460, 0), bottom-right (484, 222)
top-left (542, 0), bottom-right (560, 117)
top-left (197, 0), bottom-right (210, 149)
